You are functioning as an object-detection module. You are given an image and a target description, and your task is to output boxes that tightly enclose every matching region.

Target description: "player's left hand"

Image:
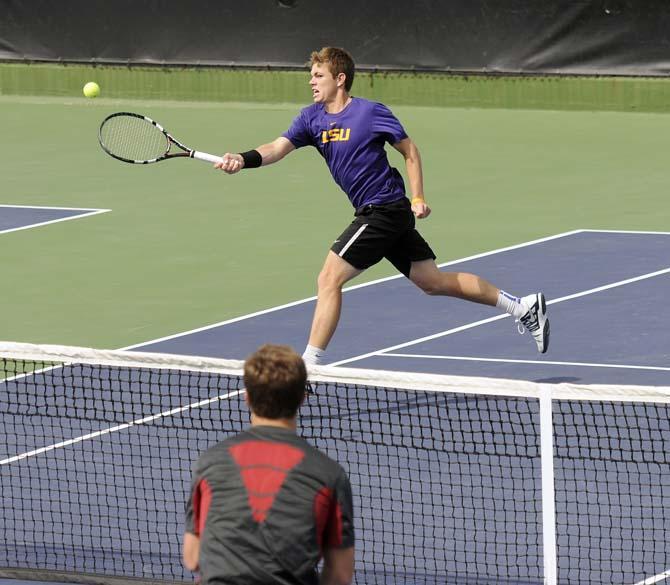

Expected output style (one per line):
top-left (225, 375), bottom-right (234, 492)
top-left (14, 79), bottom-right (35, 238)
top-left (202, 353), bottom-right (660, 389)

top-left (412, 200), bottom-right (431, 219)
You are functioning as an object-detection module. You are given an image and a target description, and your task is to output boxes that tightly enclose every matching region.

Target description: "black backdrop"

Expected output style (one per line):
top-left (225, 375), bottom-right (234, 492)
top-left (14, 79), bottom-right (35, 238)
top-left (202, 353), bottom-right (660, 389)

top-left (1, 0), bottom-right (669, 75)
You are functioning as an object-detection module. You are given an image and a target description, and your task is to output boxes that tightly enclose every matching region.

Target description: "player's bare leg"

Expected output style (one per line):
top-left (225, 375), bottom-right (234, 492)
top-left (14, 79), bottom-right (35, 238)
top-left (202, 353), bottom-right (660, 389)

top-left (409, 259), bottom-right (499, 304)
top-left (409, 259), bottom-right (550, 353)
top-left (303, 251), bottom-right (362, 365)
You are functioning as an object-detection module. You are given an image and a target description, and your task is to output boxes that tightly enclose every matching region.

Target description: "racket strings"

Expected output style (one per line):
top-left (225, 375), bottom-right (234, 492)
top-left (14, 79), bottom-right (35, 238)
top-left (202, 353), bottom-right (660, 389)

top-left (100, 116), bottom-right (169, 162)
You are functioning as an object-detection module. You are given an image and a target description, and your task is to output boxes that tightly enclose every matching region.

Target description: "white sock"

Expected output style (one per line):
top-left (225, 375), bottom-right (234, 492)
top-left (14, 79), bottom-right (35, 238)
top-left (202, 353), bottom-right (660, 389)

top-left (302, 344), bottom-right (325, 366)
top-left (496, 290), bottom-right (526, 318)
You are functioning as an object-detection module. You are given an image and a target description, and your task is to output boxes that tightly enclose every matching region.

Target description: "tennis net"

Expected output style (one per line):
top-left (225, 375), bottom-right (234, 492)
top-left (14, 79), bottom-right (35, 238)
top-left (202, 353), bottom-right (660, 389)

top-left (0, 341), bottom-right (668, 585)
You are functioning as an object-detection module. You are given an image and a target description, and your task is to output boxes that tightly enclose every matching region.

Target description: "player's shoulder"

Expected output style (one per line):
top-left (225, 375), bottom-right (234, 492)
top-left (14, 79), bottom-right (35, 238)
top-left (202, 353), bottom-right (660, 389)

top-left (351, 96), bottom-right (390, 109)
top-left (351, 96), bottom-right (376, 107)
top-left (354, 98), bottom-right (397, 122)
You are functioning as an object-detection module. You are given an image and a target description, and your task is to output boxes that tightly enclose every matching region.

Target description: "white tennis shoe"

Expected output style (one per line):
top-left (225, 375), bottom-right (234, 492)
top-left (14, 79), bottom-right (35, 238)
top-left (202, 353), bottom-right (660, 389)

top-left (517, 293), bottom-right (550, 354)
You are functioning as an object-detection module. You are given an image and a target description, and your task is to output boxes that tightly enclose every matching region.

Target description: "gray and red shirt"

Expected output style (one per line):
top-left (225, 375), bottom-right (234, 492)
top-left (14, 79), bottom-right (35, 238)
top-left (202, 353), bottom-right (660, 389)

top-left (185, 425), bottom-right (354, 585)
top-left (283, 97), bottom-right (409, 209)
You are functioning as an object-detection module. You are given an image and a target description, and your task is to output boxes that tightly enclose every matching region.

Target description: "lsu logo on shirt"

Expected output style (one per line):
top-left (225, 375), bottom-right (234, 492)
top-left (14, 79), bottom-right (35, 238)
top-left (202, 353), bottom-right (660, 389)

top-left (321, 128), bottom-right (351, 143)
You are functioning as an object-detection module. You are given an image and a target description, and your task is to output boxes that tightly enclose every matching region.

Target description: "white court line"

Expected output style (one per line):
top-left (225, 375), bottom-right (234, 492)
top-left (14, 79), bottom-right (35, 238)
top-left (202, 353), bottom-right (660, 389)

top-left (122, 228), bottom-right (586, 350)
top-left (633, 569), bottom-right (670, 585)
top-left (0, 206), bottom-right (111, 235)
top-left (382, 353), bottom-right (670, 372)
top-left (328, 266), bottom-right (670, 367)
top-left (0, 388), bottom-right (244, 466)
top-left (582, 228), bottom-right (670, 236)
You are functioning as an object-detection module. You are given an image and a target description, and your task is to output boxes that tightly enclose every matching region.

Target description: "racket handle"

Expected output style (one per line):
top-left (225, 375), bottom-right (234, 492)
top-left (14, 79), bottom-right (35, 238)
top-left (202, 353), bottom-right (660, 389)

top-left (191, 151), bottom-right (224, 164)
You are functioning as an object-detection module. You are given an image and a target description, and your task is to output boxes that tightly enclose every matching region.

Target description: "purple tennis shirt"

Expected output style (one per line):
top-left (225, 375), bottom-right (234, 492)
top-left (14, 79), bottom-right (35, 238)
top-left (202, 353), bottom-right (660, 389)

top-left (282, 97), bottom-right (409, 209)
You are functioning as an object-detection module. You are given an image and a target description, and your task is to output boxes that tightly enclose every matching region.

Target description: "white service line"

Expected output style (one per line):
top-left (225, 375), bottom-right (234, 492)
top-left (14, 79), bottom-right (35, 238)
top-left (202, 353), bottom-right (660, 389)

top-left (328, 266), bottom-right (670, 367)
top-left (381, 353), bottom-right (670, 372)
top-left (0, 388), bottom-right (244, 466)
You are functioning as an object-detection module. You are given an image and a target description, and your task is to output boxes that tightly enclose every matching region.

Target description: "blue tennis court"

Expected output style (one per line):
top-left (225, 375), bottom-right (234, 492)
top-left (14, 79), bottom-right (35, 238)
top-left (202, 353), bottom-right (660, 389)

top-left (1, 229), bottom-right (668, 585)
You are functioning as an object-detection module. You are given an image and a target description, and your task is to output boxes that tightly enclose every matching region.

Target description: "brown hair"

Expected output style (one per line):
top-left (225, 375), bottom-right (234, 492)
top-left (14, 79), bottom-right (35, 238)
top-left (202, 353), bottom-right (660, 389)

top-left (244, 344), bottom-right (306, 419)
top-left (310, 47), bottom-right (355, 91)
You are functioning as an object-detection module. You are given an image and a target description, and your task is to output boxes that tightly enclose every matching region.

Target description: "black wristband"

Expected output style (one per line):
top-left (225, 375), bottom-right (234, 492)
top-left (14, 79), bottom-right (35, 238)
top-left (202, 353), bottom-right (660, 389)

top-left (239, 149), bottom-right (262, 169)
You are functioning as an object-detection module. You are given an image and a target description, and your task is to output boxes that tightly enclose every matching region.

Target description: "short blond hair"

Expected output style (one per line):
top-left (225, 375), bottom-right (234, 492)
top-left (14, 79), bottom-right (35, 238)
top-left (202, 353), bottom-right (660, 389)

top-left (310, 47), bottom-right (355, 91)
top-left (244, 344), bottom-right (306, 419)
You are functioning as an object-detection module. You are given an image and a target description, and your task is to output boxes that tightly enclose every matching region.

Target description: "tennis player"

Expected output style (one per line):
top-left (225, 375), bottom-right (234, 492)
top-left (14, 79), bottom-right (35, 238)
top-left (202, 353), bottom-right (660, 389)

top-left (215, 47), bottom-right (550, 364)
top-left (183, 344), bottom-right (355, 585)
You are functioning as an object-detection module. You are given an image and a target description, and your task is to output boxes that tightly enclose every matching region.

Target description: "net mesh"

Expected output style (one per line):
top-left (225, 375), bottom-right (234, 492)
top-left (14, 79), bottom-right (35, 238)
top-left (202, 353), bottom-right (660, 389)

top-left (99, 114), bottom-right (169, 162)
top-left (0, 342), bottom-right (668, 585)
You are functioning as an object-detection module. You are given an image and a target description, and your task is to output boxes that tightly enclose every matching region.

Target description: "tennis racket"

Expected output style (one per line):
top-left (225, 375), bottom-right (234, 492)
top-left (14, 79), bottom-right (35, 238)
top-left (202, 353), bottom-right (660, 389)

top-left (98, 112), bottom-right (223, 165)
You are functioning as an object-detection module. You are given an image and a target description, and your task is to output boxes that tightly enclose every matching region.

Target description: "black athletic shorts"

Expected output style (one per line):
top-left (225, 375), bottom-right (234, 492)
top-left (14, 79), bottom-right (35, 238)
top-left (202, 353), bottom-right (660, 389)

top-left (330, 197), bottom-right (436, 277)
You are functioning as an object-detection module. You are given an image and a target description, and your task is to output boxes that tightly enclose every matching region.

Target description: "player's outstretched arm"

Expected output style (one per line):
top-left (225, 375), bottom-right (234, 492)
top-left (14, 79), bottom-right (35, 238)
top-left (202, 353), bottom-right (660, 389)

top-left (393, 137), bottom-right (431, 219)
top-left (215, 137), bottom-right (295, 174)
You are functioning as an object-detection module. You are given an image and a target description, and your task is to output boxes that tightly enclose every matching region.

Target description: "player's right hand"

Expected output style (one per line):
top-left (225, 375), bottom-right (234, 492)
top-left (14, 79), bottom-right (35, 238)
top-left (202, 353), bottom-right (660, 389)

top-left (215, 153), bottom-right (244, 174)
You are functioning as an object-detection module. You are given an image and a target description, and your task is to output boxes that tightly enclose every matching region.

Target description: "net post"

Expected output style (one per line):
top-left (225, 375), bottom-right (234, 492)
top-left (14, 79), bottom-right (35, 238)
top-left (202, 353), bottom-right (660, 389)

top-left (539, 384), bottom-right (558, 585)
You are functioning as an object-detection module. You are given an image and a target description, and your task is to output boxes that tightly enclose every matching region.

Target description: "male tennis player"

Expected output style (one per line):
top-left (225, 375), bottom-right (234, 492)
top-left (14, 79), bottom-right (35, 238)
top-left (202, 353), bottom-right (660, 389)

top-left (215, 47), bottom-right (550, 364)
top-left (183, 344), bottom-right (355, 585)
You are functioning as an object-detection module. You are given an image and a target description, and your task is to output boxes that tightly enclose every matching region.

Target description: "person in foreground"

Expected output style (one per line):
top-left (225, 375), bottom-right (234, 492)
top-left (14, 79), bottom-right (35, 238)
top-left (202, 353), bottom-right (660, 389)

top-left (215, 47), bottom-right (550, 364)
top-left (183, 344), bottom-right (355, 585)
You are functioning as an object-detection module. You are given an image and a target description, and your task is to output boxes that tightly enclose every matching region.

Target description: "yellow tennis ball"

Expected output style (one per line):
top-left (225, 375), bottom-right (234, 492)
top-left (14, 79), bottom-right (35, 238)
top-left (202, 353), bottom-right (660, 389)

top-left (83, 81), bottom-right (100, 98)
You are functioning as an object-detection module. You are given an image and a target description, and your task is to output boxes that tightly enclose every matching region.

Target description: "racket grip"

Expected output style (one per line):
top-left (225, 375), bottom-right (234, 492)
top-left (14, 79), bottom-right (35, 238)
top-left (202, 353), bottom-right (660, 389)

top-left (192, 151), bottom-right (224, 164)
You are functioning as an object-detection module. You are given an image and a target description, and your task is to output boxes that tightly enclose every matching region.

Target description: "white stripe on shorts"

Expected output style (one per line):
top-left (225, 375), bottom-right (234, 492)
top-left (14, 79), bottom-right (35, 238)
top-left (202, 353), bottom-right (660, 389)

top-left (338, 223), bottom-right (368, 257)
